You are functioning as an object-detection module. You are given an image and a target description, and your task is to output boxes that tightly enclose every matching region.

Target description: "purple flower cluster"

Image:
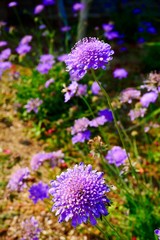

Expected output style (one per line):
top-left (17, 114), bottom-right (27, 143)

top-left (140, 91), bottom-right (158, 107)
top-left (24, 98), bottom-right (43, 114)
top-left (49, 163), bottom-right (110, 227)
top-left (30, 150), bottom-right (64, 170)
top-left (21, 216), bottom-right (41, 240)
top-left (71, 111), bottom-right (112, 144)
top-left (29, 181), bottom-right (49, 204)
top-left (34, 5), bottom-right (44, 14)
top-left (113, 68), bottom-right (128, 79)
top-left (42, 0), bottom-right (55, 6)
top-left (65, 37), bottom-right (114, 80)
top-left (8, 1), bottom-right (17, 7)
top-left (72, 3), bottom-right (85, 12)
top-left (102, 23), bottom-right (119, 40)
top-left (105, 146), bottom-right (128, 167)
top-left (0, 41), bottom-right (7, 47)
top-left (128, 108), bottom-right (147, 121)
top-left (7, 167), bottom-right (30, 191)
top-left (16, 35), bottom-right (32, 56)
top-left (91, 81), bottom-right (101, 95)
top-left (120, 88), bottom-right (141, 104)
top-left (36, 54), bottom-right (55, 74)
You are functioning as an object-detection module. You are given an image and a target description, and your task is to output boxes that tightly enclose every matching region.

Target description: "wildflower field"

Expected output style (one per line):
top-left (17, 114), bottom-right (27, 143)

top-left (0, 1), bottom-right (160, 239)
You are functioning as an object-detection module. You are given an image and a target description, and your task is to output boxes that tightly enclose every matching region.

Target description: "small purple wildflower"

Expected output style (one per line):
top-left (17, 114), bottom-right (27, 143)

top-left (30, 150), bottom-right (64, 171)
top-left (34, 4), bottom-right (44, 14)
top-left (105, 146), bottom-right (128, 167)
top-left (120, 88), bottom-right (141, 104)
top-left (29, 181), bottom-right (49, 204)
top-left (72, 3), bottom-right (85, 12)
top-left (21, 216), bottom-right (41, 240)
top-left (62, 81), bottom-right (78, 102)
top-left (71, 117), bottom-right (90, 135)
top-left (91, 81), bottom-right (101, 95)
top-left (24, 98), bottom-right (43, 114)
top-left (140, 91), bottom-right (158, 107)
top-left (0, 48), bottom-right (11, 61)
top-left (20, 35), bottom-right (32, 45)
top-left (102, 23), bottom-right (114, 32)
top-left (154, 229), bottom-right (160, 239)
top-left (0, 41), bottom-right (7, 47)
top-left (44, 78), bottom-right (54, 88)
top-left (89, 116), bottom-right (107, 127)
top-left (39, 24), bottom-right (46, 30)
top-left (128, 108), bottom-right (147, 121)
top-left (7, 167), bottom-right (30, 191)
top-left (8, 1), bottom-right (17, 7)
top-left (104, 31), bottom-right (119, 40)
top-left (76, 84), bottom-right (87, 96)
top-left (0, 61), bottom-right (12, 71)
top-left (49, 162), bottom-right (110, 227)
top-left (16, 44), bottom-right (31, 55)
top-left (65, 37), bottom-right (114, 80)
top-left (61, 26), bottom-right (71, 32)
top-left (36, 54), bottom-right (55, 74)
top-left (98, 108), bottom-right (113, 122)
top-left (113, 68), bottom-right (128, 79)
top-left (72, 130), bottom-right (91, 144)
top-left (42, 0), bottom-right (55, 6)
top-left (141, 72), bottom-right (160, 93)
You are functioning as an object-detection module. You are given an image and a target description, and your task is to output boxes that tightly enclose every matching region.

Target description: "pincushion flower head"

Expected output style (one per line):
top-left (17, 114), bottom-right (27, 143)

top-left (105, 146), bottom-right (128, 167)
top-left (49, 163), bottom-right (110, 227)
top-left (8, 167), bottom-right (30, 191)
top-left (65, 37), bottom-right (114, 81)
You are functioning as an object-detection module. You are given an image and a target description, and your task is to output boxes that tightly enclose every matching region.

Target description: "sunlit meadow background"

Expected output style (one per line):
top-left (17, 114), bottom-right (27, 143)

top-left (0, 0), bottom-right (160, 239)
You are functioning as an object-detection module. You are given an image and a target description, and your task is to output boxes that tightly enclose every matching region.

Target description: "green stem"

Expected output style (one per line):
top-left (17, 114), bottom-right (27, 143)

top-left (103, 217), bottom-right (122, 239)
top-left (91, 70), bottom-right (138, 180)
top-left (95, 223), bottom-right (109, 240)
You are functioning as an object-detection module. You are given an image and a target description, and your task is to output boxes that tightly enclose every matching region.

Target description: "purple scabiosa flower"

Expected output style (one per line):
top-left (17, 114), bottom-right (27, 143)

top-left (30, 152), bottom-right (52, 170)
top-left (61, 26), bottom-right (71, 32)
top-left (0, 48), bottom-right (11, 61)
top-left (0, 41), bottom-right (7, 47)
top-left (71, 117), bottom-right (90, 135)
top-left (0, 61), bottom-right (12, 71)
top-left (44, 78), bottom-right (54, 88)
top-left (49, 162), bottom-right (110, 227)
top-left (20, 35), bottom-right (32, 45)
top-left (24, 98), bottom-right (43, 114)
top-left (16, 44), bottom-right (31, 56)
top-left (36, 54), bottom-right (55, 74)
top-left (65, 37), bottom-right (114, 81)
top-left (72, 3), bottom-right (85, 12)
top-left (104, 31), bottom-right (119, 40)
top-left (39, 24), bottom-right (46, 30)
top-left (102, 23), bottom-right (114, 32)
top-left (137, 37), bottom-right (145, 44)
top-left (91, 81), bottom-right (101, 95)
top-left (34, 4), bottom-right (44, 14)
top-left (21, 216), bottom-right (41, 240)
top-left (7, 167), bottom-right (30, 191)
top-left (140, 91), bottom-right (158, 108)
top-left (98, 108), bottom-right (113, 122)
top-left (42, 0), bottom-right (55, 6)
top-left (76, 84), bottom-right (87, 96)
top-left (72, 130), bottom-right (91, 144)
top-left (120, 88), bottom-right (141, 104)
top-left (89, 116), bottom-right (107, 127)
top-left (8, 1), bottom-right (17, 7)
top-left (62, 81), bottom-right (78, 102)
top-left (105, 146), bottom-right (128, 167)
top-left (30, 150), bottom-right (64, 170)
top-left (29, 181), bottom-right (49, 204)
top-left (113, 68), bottom-right (128, 79)
top-left (128, 108), bottom-right (147, 121)
top-left (154, 229), bottom-right (160, 239)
